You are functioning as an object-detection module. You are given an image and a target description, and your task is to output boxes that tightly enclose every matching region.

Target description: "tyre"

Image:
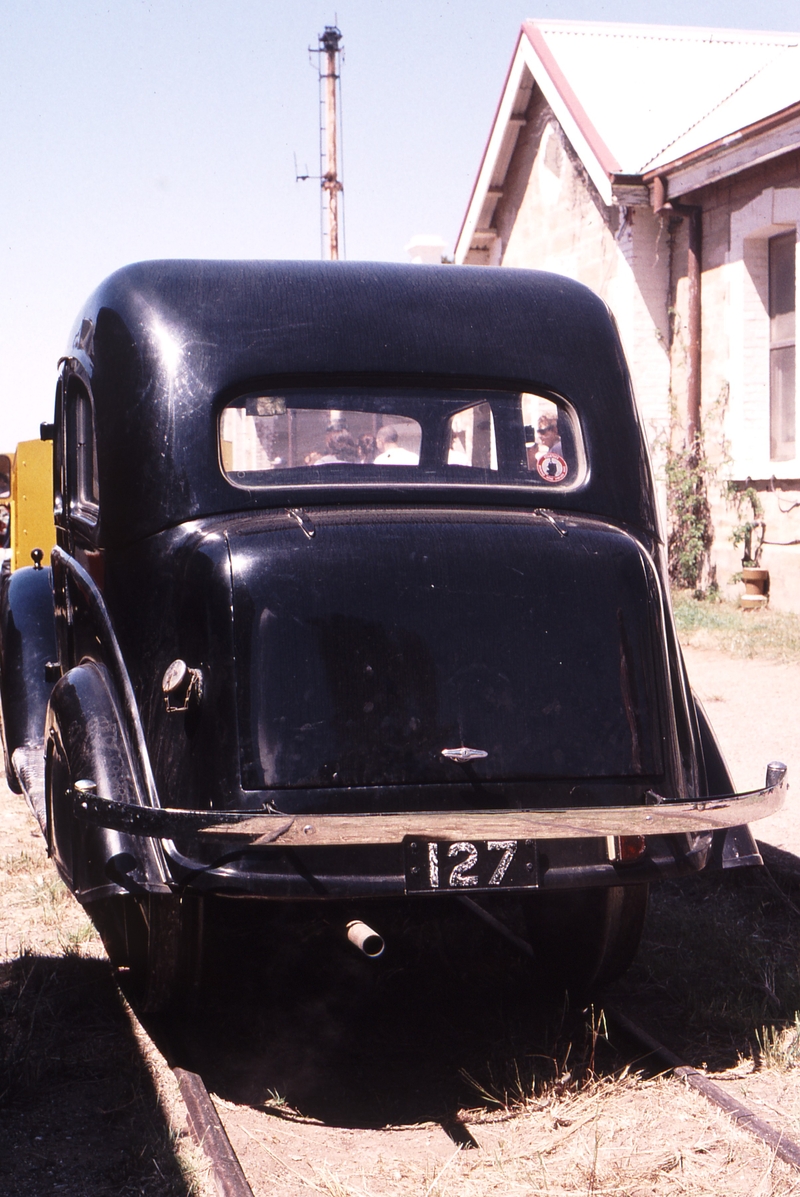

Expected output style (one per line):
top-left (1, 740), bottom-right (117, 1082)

top-left (88, 891), bottom-right (205, 1014)
top-left (523, 883), bottom-right (648, 995)
top-left (44, 663), bottom-right (204, 1013)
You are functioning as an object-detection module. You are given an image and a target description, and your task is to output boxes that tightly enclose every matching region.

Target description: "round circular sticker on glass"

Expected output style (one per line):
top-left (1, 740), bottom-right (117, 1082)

top-left (536, 453), bottom-right (568, 483)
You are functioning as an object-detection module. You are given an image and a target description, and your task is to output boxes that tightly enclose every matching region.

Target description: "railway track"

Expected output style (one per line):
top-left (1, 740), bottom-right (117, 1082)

top-left (465, 894), bottom-right (800, 1171)
top-left (155, 1010), bottom-right (800, 1196)
top-left (132, 898), bottom-right (800, 1195)
top-left (608, 1008), bottom-right (800, 1172)
top-left (172, 1066), bottom-right (254, 1197)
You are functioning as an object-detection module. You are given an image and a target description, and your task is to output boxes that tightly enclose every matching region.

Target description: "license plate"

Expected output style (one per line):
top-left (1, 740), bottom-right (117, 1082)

top-left (403, 837), bottom-right (538, 893)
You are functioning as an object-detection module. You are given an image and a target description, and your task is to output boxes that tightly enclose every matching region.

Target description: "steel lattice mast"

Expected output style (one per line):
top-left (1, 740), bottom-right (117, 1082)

top-left (319, 26), bottom-right (343, 260)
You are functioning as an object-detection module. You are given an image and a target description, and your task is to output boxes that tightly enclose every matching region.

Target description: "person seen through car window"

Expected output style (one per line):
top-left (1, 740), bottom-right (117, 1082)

top-left (374, 425), bottom-right (419, 465)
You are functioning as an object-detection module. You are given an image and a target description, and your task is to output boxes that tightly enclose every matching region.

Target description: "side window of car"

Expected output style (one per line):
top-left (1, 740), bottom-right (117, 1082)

top-left (446, 402), bottom-right (497, 469)
top-left (66, 384), bottom-right (99, 524)
top-left (521, 394), bottom-right (575, 484)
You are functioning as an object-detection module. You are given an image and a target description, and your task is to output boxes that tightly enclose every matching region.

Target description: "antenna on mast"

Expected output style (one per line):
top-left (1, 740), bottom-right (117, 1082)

top-left (308, 24), bottom-right (344, 260)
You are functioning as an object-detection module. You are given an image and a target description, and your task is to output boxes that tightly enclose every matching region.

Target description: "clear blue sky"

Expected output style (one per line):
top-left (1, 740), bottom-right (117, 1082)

top-left (1, 0), bottom-right (798, 445)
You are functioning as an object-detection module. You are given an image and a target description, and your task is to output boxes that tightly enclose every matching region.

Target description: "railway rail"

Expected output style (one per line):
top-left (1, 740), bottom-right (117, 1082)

top-left (172, 1066), bottom-right (254, 1197)
top-left (608, 1009), bottom-right (800, 1172)
top-left (130, 899), bottom-right (800, 1195)
top-left (464, 895), bottom-right (800, 1172)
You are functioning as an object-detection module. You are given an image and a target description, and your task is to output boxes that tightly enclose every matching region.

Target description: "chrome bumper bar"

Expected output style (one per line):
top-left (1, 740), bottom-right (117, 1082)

top-left (72, 762), bottom-right (787, 846)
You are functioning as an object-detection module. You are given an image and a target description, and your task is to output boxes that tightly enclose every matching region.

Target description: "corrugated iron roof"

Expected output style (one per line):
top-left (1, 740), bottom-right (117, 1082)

top-left (525, 19), bottom-right (799, 174)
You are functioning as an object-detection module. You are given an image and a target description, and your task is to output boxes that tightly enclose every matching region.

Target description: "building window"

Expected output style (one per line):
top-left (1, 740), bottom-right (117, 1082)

top-left (769, 231), bottom-right (796, 461)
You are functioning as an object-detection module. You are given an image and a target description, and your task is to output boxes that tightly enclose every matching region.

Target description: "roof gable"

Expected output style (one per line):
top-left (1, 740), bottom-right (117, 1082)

top-left (456, 19), bottom-right (800, 262)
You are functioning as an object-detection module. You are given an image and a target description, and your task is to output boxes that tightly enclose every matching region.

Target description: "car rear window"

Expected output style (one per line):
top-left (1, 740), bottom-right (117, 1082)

top-left (219, 388), bottom-right (584, 489)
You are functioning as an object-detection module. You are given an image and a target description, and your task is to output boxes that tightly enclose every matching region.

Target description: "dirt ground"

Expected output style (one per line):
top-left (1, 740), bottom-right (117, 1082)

top-left (3, 643), bottom-right (800, 1196)
top-left (683, 644), bottom-right (800, 854)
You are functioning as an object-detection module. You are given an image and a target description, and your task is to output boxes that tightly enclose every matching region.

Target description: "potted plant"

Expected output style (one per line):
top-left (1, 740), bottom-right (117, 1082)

top-left (729, 484), bottom-right (768, 608)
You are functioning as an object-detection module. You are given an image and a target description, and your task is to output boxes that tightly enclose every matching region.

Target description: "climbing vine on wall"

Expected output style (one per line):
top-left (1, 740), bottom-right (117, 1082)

top-left (664, 435), bottom-right (715, 591)
top-left (661, 378), bottom-right (730, 594)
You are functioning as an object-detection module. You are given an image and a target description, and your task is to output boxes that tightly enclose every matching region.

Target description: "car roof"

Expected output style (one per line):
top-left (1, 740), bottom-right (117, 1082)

top-left (63, 259), bottom-right (656, 546)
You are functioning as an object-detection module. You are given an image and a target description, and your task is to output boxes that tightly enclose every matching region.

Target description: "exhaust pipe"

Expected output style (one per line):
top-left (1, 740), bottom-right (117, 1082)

top-left (346, 919), bottom-right (385, 959)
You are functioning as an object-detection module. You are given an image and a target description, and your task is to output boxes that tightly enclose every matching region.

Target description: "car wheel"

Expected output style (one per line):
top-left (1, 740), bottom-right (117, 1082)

top-left (88, 891), bottom-right (205, 1014)
top-left (44, 666), bottom-right (205, 1013)
top-left (523, 883), bottom-right (648, 995)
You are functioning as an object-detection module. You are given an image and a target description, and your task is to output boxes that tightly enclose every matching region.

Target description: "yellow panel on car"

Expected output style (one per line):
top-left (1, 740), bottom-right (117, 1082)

top-left (11, 440), bottom-right (55, 573)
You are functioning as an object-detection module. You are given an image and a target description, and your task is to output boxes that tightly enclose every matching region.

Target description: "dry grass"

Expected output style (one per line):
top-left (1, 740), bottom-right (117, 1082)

top-left (0, 796), bottom-right (216, 1196)
top-left (222, 1074), bottom-right (800, 1195)
top-left (673, 590), bottom-right (800, 663)
top-left (0, 839), bottom-right (101, 958)
top-left (453, 1075), bottom-right (798, 1196)
top-left (757, 1017), bottom-right (800, 1071)
top-left (623, 870), bottom-right (800, 1066)
top-left (124, 996), bottom-right (216, 1196)
top-left (461, 1077), bottom-right (800, 1196)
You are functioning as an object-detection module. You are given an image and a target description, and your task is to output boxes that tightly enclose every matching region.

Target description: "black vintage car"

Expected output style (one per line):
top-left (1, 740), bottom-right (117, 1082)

top-left (0, 260), bottom-right (786, 1010)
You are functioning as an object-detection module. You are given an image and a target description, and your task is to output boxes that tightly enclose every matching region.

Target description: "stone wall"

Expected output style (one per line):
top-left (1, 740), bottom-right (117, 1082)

top-left (495, 92), bottom-right (671, 453)
top-left (482, 90), bottom-right (800, 611)
top-left (669, 153), bottom-right (800, 610)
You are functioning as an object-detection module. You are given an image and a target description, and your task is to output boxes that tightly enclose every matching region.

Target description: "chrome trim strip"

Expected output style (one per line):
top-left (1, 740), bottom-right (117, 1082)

top-left (73, 763), bottom-right (787, 847)
top-left (441, 747), bottom-right (489, 762)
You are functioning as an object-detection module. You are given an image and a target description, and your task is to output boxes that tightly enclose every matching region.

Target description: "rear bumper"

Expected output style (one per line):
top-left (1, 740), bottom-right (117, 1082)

top-left (71, 765), bottom-right (786, 899)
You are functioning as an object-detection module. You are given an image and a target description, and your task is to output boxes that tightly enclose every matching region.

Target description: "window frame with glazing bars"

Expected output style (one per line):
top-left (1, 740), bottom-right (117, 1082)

top-left (768, 229), bottom-right (796, 462)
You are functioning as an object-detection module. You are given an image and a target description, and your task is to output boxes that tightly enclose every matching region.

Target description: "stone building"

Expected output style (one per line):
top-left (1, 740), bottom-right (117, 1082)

top-left (456, 20), bottom-right (800, 610)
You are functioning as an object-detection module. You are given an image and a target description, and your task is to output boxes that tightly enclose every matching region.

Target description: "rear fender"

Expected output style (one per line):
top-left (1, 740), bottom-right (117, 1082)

top-left (694, 694), bottom-right (735, 795)
top-left (45, 661), bottom-right (171, 902)
top-left (695, 693), bottom-right (762, 869)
